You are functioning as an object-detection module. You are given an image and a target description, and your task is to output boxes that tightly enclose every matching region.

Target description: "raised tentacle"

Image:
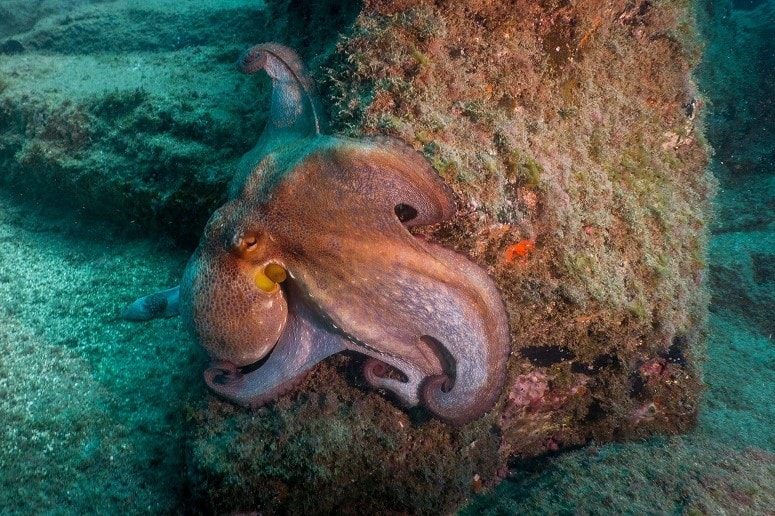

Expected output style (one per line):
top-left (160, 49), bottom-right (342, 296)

top-left (238, 43), bottom-right (325, 137)
top-left (231, 43), bottom-right (327, 197)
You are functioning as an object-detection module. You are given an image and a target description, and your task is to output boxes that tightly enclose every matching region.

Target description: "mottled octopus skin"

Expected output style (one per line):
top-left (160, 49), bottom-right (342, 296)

top-left (123, 43), bottom-right (511, 426)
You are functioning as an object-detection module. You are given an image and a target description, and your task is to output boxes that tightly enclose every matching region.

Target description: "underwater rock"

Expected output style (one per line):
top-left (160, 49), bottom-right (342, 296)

top-left (0, 0), bottom-right (714, 512)
top-left (0, 0), bottom-right (360, 245)
top-left (185, 1), bottom-right (713, 512)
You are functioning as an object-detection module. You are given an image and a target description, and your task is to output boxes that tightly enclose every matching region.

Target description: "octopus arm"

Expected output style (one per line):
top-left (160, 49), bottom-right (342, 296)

top-left (231, 43), bottom-right (327, 196)
top-left (239, 43), bottom-right (325, 148)
top-left (417, 241), bottom-right (511, 426)
top-left (121, 286), bottom-right (180, 321)
top-left (204, 282), bottom-right (347, 407)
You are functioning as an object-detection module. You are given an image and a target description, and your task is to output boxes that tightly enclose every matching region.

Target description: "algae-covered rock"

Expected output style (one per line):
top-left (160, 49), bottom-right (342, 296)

top-left (187, 1), bottom-right (713, 512)
top-left (187, 355), bottom-right (503, 513)
top-left (0, 0), bottom-right (715, 512)
top-left (326, 0), bottom-right (711, 451)
top-left (0, 1), bottom-right (263, 243)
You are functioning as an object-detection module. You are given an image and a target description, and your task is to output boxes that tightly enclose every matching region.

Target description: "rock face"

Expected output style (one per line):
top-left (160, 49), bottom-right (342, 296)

top-left (0, 0), bottom-right (714, 513)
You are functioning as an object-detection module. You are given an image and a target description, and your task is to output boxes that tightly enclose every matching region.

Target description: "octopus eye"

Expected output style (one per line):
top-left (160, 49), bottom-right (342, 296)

top-left (243, 235), bottom-right (258, 250)
top-left (234, 232), bottom-right (262, 257)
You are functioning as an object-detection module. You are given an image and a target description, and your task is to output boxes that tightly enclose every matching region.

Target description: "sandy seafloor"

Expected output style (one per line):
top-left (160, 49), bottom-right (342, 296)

top-left (0, 1), bottom-right (773, 514)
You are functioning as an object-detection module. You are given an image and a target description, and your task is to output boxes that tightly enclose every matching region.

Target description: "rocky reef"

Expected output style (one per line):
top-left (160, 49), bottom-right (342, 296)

top-left (0, 0), bottom-right (719, 512)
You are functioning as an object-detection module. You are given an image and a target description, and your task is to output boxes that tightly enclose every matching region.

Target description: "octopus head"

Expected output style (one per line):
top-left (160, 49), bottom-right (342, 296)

top-left (179, 202), bottom-right (288, 367)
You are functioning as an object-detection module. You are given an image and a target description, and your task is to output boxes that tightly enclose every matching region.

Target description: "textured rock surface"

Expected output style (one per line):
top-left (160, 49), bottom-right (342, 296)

top-left (189, 1), bottom-right (713, 512)
top-left (328, 0), bottom-right (711, 451)
top-left (0, 0), bottom-right (718, 513)
top-left (463, 3), bottom-right (775, 511)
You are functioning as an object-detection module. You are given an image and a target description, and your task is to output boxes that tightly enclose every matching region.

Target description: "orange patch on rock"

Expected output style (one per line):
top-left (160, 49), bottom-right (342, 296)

top-left (503, 239), bottom-right (535, 263)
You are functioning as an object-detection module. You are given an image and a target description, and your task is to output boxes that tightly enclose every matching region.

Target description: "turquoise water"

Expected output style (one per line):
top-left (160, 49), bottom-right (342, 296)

top-left (0, 0), bottom-right (772, 513)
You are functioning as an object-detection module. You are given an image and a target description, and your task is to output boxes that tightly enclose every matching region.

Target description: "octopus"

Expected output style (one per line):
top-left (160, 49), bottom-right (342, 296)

top-left (123, 43), bottom-right (510, 426)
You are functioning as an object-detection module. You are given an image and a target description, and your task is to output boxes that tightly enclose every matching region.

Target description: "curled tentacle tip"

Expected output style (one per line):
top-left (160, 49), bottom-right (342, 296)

top-left (121, 293), bottom-right (166, 321)
top-left (204, 362), bottom-right (241, 388)
top-left (421, 375), bottom-right (481, 427)
top-left (362, 358), bottom-right (389, 387)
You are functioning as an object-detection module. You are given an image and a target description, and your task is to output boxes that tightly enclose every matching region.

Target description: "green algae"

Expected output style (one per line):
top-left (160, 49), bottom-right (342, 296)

top-left (504, 150), bottom-right (543, 189)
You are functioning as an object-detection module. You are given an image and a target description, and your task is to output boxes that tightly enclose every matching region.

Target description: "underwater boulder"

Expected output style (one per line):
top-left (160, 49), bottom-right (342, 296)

top-left (185, 0), bottom-right (713, 512)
